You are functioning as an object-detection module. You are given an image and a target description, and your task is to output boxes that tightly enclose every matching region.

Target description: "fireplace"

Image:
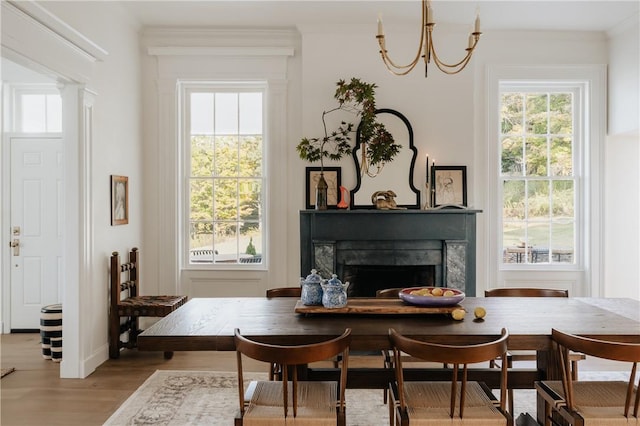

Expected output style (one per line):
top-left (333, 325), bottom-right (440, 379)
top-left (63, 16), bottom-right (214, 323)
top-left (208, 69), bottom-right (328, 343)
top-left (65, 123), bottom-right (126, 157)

top-left (300, 210), bottom-right (481, 296)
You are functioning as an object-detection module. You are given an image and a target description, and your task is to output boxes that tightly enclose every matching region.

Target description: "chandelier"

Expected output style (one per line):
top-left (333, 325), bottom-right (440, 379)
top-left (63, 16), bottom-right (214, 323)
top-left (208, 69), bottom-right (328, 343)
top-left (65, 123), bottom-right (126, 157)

top-left (376, 0), bottom-right (481, 77)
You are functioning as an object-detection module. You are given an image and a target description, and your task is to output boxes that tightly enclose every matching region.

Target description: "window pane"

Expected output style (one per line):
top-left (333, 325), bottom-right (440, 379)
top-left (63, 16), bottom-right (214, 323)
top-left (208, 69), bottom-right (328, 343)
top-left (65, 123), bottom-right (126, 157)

top-left (46, 94), bottom-right (62, 132)
top-left (215, 93), bottom-right (238, 134)
top-left (500, 93), bottom-right (523, 135)
top-left (239, 231), bottom-right (262, 263)
top-left (525, 136), bottom-right (548, 176)
top-left (191, 136), bottom-right (214, 177)
top-left (21, 94), bottom-right (46, 132)
top-left (190, 179), bottom-right (213, 221)
top-left (501, 136), bottom-right (523, 176)
top-left (503, 180), bottom-right (525, 220)
top-left (189, 223), bottom-right (214, 263)
top-left (239, 179), bottom-right (261, 221)
top-left (191, 93), bottom-right (214, 135)
top-left (552, 180), bottom-right (574, 217)
top-left (528, 222), bottom-right (550, 252)
top-left (550, 136), bottom-right (573, 176)
top-left (527, 180), bottom-right (549, 220)
top-left (526, 93), bottom-right (548, 134)
top-left (213, 178), bottom-right (237, 220)
top-left (239, 136), bottom-right (263, 177)
top-left (215, 136), bottom-right (239, 177)
top-left (549, 93), bottom-right (572, 134)
top-left (214, 222), bottom-right (238, 263)
top-left (503, 221), bottom-right (526, 263)
top-left (551, 220), bottom-right (574, 264)
top-left (239, 92), bottom-right (262, 134)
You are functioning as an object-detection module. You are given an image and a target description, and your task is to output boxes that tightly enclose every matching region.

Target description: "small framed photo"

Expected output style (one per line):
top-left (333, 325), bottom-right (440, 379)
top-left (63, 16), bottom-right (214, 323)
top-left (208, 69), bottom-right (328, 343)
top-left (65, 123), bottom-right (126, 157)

top-left (305, 167), bottom-right (341, 209)
top-left (111, 175), bottom-right (129, 225)
top-left (431, 166), bottom-right (467, 207)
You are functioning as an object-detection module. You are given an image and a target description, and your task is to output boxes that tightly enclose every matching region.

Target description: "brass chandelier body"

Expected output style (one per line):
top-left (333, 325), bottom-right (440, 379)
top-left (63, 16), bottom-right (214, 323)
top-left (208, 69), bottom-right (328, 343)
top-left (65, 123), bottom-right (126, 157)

top-left (376, 0), bottom-right (481, 77)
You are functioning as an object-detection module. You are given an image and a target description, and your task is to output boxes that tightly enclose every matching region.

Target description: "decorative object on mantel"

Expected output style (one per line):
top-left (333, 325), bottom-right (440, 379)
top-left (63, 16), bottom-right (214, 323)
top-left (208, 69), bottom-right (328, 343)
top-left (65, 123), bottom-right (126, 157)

top-left (431, 165), bottom-right (468, 207)
top-left (371, 190), bottom-right (406, 210)
top-left (337, 185), bottom-right (350, 209)
top-left (376, 0), bottom-right (482, 77)
top-left (296, 78), bottom-right (402, 195)
top-left (350, 109), bottom-right (420, 209)
top-left (305, 167), bottom-right (341, 210)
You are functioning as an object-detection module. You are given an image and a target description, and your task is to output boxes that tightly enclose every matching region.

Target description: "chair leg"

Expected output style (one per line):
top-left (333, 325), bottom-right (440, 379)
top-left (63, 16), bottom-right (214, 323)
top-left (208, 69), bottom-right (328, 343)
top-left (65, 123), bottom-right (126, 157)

top-left (571, 359), bottom-right (578, 381)
top-left (508, 388), bottom-right (514, 417)
top-left (108, 310), bottom-right (120, 359)
top-left (163, 351), bottom-right (174, 359)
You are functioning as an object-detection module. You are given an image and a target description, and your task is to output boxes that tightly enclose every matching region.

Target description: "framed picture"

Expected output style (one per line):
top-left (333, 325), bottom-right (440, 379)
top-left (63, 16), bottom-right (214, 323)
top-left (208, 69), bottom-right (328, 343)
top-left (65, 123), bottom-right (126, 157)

top-left (111, 175), bottom-right (129, 225)
top-left (305, 167), bottom-right (341, 209)
top-left (431, 166), bottom-right (467, 207)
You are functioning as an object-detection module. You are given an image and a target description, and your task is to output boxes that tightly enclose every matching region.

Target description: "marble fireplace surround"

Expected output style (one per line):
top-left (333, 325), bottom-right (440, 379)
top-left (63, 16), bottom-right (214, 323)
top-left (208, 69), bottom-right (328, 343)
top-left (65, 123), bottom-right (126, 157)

top-left (300, 210), bottom-right (481, 297)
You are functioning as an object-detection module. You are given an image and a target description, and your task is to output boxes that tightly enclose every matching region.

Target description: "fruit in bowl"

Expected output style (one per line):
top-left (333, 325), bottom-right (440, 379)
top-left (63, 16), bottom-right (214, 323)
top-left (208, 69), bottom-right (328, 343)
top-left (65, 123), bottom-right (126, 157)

top-left (399, 287), bottom-right (465, 307)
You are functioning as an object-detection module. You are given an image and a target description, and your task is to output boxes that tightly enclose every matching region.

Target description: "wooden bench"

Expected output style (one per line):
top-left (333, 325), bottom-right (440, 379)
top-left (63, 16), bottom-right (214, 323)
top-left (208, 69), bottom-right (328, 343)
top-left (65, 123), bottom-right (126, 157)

top-left (109, 248), bottom-right (187, 359)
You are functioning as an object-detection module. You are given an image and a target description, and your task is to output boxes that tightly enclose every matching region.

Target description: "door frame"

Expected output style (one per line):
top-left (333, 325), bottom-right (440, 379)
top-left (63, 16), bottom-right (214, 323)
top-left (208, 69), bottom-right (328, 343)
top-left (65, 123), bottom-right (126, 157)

top-left (1, 1), bottom-right (105, 378)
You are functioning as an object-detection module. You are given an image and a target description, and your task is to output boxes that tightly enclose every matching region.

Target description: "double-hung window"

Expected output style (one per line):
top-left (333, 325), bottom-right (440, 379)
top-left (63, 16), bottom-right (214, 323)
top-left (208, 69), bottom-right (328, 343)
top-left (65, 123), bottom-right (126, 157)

top-left (182, 83), bottom-right (266, 267)
top-left (499, 83), bottom-right (583, 266)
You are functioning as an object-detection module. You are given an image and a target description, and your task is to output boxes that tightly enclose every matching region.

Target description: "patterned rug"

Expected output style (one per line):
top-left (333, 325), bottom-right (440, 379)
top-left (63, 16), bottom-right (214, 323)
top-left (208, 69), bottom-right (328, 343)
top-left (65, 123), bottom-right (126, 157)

top-left (1, 367), bottom-right (16, 379)
top-left (103, 369), bottom-right (630, 425)
top-left (104, 370), bottom-right (389, 426)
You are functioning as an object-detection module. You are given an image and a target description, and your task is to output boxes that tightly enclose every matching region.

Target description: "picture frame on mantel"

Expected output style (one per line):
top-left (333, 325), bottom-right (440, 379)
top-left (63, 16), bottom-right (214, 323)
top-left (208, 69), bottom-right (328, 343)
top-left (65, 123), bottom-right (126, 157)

top-left (111, 175), bottom-right (129, 225)
top-left (431, 166), bottom-right (467, 207)
top-left (305, 167), bottom-right (341, 209)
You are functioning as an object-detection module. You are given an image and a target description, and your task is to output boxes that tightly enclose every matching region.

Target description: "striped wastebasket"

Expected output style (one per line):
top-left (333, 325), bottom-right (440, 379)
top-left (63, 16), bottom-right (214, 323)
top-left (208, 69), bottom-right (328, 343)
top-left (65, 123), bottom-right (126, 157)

top-left (40, 304), bottom-right (62, 362)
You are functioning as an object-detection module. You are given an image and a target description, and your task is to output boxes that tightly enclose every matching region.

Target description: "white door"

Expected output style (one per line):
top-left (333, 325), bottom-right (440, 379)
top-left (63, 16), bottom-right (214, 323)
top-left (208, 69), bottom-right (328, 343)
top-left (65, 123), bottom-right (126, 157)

top-left (10, 136), bottom-right (64, 329)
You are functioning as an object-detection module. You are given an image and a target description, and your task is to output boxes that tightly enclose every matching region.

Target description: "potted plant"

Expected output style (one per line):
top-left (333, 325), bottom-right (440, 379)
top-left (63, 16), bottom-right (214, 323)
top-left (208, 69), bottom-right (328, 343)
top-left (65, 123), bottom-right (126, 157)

top-left (297, 78), bottom-right (401, 209)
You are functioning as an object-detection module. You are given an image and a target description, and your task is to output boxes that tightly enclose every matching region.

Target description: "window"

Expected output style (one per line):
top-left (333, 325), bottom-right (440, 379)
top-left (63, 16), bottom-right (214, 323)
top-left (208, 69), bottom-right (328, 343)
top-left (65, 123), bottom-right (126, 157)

top-left (499, 83), bottom-right (582, 266)
top-left (13, 87), bottom-right (62, 133)
top-left (183, 84), bottom-right (265, 266)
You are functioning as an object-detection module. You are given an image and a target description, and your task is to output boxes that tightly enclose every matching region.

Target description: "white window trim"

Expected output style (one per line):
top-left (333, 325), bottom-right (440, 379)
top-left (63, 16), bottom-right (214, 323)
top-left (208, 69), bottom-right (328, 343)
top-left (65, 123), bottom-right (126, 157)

top-left (179, 81), bottom-right (268, 271)
top-left (484, 65), bottom-right (606, 296)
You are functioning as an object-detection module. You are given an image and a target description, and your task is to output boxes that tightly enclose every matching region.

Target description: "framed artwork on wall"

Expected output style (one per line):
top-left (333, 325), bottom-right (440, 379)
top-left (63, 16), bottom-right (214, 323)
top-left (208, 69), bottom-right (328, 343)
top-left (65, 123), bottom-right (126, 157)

top-left (305, 167), bottom-right (341, 209)
top-left (431, 166), bottom-right (467, 207)
top-left (111, 175), bottom-right (129, 225)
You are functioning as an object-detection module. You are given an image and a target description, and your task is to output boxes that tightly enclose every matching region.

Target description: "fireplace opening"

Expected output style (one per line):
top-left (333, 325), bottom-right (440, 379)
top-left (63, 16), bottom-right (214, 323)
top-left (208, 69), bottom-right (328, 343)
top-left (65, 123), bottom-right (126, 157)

top-left (342, 265), bottom-right (436, 297)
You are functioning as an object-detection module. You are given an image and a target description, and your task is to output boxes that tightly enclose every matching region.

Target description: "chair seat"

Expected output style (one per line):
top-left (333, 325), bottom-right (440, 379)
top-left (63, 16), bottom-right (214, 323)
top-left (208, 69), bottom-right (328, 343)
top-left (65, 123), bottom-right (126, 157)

top-left (117, 295), bottom-right (187, 316)
top-left (539, 380), bottom-right (639, 423)
top-left (243, 380), bottom-right (337, 425)
top-left (401, 381), bottom-right (508, 425)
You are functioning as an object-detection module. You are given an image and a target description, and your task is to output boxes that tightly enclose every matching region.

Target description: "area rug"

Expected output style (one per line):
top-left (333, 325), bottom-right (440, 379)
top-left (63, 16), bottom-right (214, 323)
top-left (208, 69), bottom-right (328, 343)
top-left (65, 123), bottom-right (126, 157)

top-left (104, 370), bottom-right (390, 426)
top-left (1, 367), bottom-right (16, 378)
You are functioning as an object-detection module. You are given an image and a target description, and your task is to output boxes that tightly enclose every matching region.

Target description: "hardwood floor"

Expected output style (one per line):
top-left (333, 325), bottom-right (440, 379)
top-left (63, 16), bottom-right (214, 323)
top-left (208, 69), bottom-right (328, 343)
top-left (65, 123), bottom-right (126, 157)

top-left (0, 333), bottom-right (269, 425)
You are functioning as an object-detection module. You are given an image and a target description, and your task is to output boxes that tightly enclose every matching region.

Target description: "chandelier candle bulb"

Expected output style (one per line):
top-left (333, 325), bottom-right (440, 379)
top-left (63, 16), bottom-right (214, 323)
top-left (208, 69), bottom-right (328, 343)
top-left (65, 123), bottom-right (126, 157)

top-left (377, 13), bottom-right (383, 36)
top-left (475, 14), bottom-right (481, 33)
top-left (468, 34), bottom-right (474, 49)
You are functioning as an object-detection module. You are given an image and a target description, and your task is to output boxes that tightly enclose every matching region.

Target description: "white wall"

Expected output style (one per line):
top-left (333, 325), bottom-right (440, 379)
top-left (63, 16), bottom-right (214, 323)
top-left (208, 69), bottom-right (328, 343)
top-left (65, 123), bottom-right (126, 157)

top-left (604, 15), bottom-right (640, 300)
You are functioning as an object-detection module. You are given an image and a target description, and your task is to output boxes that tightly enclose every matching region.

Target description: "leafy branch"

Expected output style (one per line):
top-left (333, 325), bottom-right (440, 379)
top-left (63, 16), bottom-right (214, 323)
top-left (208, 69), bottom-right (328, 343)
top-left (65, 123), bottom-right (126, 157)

top-left (296, 78), bottom-right (401, 171)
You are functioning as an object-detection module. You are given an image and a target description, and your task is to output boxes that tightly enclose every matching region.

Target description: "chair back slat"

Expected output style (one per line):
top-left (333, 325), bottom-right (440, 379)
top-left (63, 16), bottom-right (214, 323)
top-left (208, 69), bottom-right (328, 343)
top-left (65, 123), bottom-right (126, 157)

top-left (389, 327), bottom-right (510, 417)
top-left (265, 287), bottom-right (301, 298)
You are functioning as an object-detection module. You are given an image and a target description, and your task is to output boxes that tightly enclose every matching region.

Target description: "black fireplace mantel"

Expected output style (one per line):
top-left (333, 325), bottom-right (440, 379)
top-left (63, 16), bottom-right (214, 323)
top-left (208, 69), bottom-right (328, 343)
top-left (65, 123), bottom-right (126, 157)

top-left (300, 209), bottom-right (482, 296)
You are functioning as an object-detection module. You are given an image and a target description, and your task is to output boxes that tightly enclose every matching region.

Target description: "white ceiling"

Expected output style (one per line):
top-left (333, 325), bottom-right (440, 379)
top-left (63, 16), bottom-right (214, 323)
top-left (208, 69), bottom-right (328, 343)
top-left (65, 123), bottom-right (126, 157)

top-left (117, 0), bottom-right (639, 32)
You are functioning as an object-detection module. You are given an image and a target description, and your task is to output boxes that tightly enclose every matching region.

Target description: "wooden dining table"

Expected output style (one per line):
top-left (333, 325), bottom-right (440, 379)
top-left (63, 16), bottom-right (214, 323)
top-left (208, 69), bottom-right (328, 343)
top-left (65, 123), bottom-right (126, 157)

top-left (137, 296), bottom-right (640, 422)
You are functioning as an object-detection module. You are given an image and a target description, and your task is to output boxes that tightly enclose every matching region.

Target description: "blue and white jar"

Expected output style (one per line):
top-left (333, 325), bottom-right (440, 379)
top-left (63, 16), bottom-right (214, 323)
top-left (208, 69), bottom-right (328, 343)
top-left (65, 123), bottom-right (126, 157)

top-left (301, 269), bottom-right (323, 306)
top-left (321, 274), bottom-right (349, 308)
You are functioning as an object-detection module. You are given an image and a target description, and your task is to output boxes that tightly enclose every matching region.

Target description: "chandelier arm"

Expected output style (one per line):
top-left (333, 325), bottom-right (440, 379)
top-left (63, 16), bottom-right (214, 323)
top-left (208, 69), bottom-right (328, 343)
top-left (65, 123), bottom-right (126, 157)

top-left (376, 0), bottom-right (427, 72)
top-left (380, 58), bottom-right (420, 76)
top-left (429, 35), bottom-right (476, 70)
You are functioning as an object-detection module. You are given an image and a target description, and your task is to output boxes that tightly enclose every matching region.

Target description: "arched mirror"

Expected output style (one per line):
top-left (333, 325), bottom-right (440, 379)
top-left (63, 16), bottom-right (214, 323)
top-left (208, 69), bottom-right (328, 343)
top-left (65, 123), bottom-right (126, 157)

top-left (350, 109), bottom-right (420, 209)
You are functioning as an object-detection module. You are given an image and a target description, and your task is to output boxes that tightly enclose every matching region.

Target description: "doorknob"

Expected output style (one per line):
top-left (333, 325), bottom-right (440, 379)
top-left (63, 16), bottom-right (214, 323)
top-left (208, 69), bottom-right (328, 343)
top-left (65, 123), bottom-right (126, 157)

top-left (9, 239), bottom-right (19, 256)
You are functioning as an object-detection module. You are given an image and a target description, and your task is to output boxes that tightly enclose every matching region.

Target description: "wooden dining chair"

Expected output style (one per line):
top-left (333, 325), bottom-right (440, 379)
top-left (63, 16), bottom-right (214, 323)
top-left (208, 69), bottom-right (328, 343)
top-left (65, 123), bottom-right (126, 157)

top-left (485, 287), bottom-right (586, 414)
top-left (535, 328), bottom-right (640, 426)
top-left (234, 327), bottom-right (351, 425)
top-left (109, 248), bottom-right (188, 359)
top-left (388, 327), bottom-right (512, 426)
